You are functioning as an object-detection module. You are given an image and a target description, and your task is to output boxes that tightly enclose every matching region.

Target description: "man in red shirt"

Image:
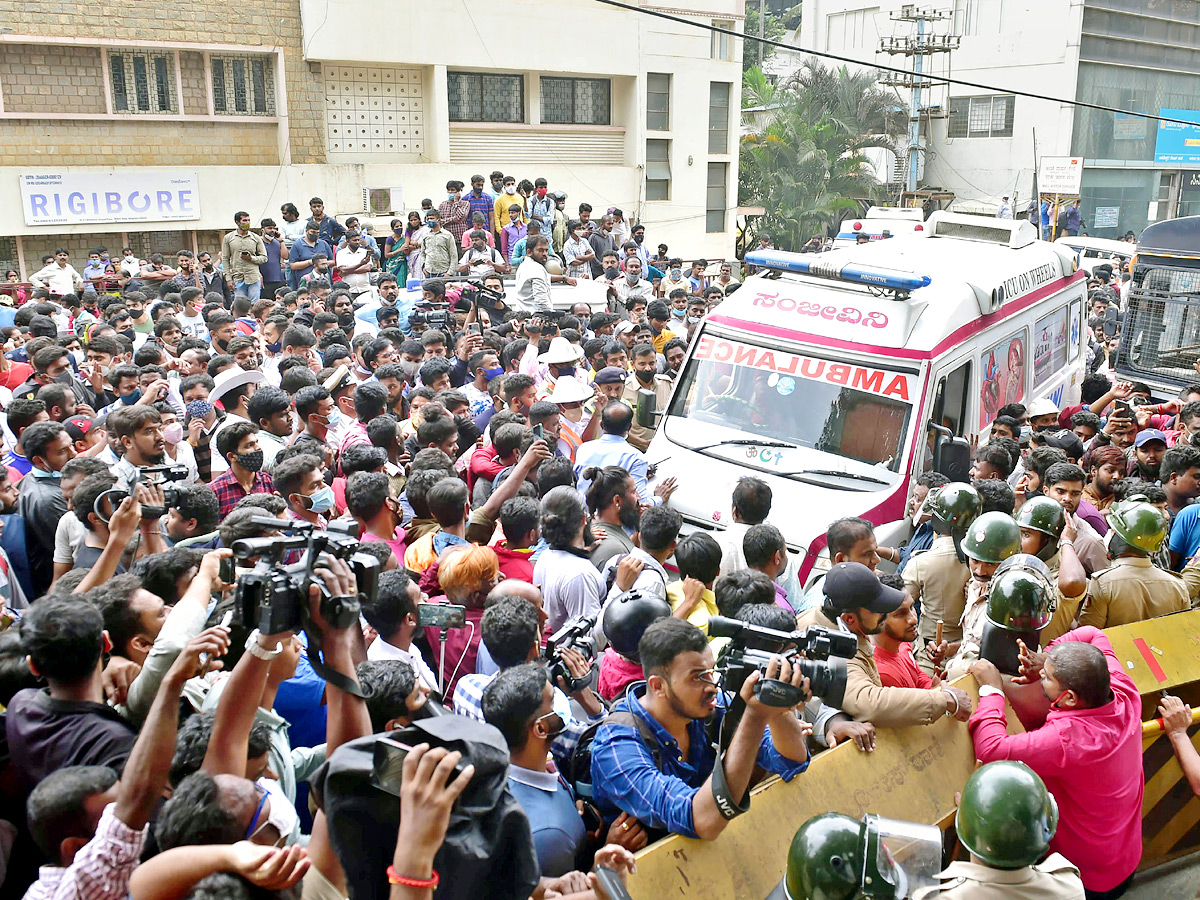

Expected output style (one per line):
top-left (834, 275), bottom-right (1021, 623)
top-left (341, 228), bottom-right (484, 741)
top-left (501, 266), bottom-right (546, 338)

top-left (968, 628), bottom-right (1142, 898)
top-left (871, 574), bottom-right (933, 689)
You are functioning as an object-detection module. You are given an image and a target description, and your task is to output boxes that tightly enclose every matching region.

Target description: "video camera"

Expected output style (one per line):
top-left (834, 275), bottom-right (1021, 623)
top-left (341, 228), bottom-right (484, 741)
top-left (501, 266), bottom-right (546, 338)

top-left (709, 615), bottom-right (856, 711)
top-left (95, 463), bottom-right (191, 523)
top-left (543, 613), bottom-right (597, 692)
top-left (408, 300), bottom-right (453, 333)
top-left (459, 278), bottom-right (509, 318)
top-left (230, 517), bottom-right (380, 636)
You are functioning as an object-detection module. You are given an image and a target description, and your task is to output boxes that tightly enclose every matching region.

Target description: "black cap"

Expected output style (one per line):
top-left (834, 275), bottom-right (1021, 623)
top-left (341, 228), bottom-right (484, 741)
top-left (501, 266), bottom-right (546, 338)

top-left (823, 562), bottom-right (904, 615)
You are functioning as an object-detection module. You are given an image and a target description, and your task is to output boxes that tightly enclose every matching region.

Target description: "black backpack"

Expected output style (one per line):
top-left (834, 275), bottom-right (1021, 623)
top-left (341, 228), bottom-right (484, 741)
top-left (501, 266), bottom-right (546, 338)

top-left (567, 710), bottom-right (663, 800)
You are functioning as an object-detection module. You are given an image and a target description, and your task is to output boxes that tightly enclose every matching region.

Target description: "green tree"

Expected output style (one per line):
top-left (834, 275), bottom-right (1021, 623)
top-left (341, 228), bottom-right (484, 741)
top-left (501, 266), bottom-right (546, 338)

top-left (743, 4), bottom-right (786, 72)
top-left (739, 58), bottom-right (906, 250)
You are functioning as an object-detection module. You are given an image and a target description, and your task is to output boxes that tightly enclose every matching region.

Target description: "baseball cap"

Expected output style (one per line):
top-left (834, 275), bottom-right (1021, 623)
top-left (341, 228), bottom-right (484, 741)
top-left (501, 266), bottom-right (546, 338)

top-left (594, 366), bottom-right (628, 386)
top-left (1038, 429), bottom-right (1085, 460)
top-left (63, 415), bottom-right (95, 445)
top-left (1135, 428), bottom-right (1168, 448)
top-left (822, 562), bottom-right (904, 615)
top-left (614, 320), bottom-right (637, 336)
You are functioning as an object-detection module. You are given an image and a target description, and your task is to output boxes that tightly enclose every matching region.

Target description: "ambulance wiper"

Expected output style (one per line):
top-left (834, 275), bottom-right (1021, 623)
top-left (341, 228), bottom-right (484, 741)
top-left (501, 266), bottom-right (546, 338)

top-left (776, 468), bottom-right (890, 486)
top-left (689, 438), bottom-right (798, 453)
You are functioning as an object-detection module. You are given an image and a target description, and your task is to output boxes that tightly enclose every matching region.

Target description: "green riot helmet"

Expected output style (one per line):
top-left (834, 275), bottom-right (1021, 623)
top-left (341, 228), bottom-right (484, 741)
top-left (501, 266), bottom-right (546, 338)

top-left (979, 553), bottom-right (1054, 675)
top-left (782, 813), bottom-right (942, 900)
top-left (925, 482), bottom-right (983, 537)
top-left (1108, 499), bottom-right (1168, 556)
top-left (960, 512), bottom-right (1022, 564)
top-left (956, 761), bottom-right (1059, 869)
top-left (1013, 495), bottom-right (1066, 561)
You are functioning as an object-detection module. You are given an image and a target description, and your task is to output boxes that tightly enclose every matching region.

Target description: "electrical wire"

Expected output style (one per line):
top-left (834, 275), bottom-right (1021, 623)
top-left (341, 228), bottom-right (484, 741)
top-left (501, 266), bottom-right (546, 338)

top-left (593, 0), bottom-right (1200, 129)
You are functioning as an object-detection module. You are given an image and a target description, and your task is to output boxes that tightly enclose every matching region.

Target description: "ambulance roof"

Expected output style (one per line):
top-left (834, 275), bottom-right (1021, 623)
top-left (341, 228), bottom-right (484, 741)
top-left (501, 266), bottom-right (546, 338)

top-left (713, 215), bottom-right (1081, 360)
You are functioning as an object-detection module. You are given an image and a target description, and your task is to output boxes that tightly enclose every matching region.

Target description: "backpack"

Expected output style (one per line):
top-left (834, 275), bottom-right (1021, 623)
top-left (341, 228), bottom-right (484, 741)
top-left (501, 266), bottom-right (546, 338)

top-left (567, 709), bottom-right (662, 800)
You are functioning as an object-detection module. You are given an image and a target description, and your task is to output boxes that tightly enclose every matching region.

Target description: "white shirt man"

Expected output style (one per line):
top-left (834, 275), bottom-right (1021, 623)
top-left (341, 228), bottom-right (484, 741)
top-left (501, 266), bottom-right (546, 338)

top-left (515, 239), bottom-right (554, 313)
top-left (336, 242), bottom-right (372, 295)
top-left (367, 634), bottom-right (439, 692)
top-left (30, 255), bottom-right (84, 297)
top-left (997, 197), bottom-right (1014, 220)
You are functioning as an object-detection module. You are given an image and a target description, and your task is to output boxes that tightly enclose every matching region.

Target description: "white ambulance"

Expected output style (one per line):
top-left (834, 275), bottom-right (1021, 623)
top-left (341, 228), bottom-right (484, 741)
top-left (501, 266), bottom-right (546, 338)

top-left (647, 212), bottom-right (1088, 583)
top-left (833, 206), bottom-right (930, 247)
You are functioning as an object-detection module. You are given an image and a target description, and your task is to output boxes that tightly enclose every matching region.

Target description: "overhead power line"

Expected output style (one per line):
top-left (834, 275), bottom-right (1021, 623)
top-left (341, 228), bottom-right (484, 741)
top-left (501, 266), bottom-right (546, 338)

top-left (594, 0), bottom-right (1198, 129)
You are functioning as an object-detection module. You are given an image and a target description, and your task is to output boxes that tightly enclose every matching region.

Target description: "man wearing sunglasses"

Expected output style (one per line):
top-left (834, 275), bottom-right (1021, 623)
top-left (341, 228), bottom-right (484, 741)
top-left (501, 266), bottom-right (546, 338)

top-left (589, 617), bottom-right (811, 842)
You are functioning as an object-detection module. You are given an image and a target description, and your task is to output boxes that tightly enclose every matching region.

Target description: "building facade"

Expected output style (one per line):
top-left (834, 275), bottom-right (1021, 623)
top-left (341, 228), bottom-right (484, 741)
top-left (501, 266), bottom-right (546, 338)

top-left (798, 0), bottom-right (1200, 237)
top-left (0, 0), bottom-right (743, 278)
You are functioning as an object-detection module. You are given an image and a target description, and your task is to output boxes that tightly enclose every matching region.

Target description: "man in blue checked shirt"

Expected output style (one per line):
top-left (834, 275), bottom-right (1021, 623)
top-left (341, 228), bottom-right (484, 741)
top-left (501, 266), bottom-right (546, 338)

top-left (590, 617), bottom-right (811, 841)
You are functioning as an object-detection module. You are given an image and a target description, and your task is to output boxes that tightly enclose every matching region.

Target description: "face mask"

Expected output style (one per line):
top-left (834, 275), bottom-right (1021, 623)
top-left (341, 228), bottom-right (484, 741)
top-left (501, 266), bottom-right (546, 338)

top-left (505, 185), bottom-right (516, 194)
top-left (557, 365), bottom-right (576, 378)
top-left (482, 366), bottom-right (504, 381)
top-left (121, 328), bottom-right (135, 342)
top-left (1019, 424), bottom-right (1032, 442)
top-left (120, 389), bottom-right (142, 405)
top-left (671, 268), bottom-right (681, 279)
top-left (604, 267), bottom-right (619, 280)
top-left (627, 271), bottom-right (639, 282)
top-left (634, 233), bottom-right (644, 243)
top-left (163, 421), bottom-right (184, 445)
top-left (257, 777), bottom-right (300, 846)
top-left (400, 360), bottom-right (421, 379)
top-left (537, 188), bottom-right (548, 198)
top-left (215, 338), bottom-right (229, 353)
top-left (186, 399), bottom-right (213, 420)
top-left (338, 313), bottom-right (355, 328)
top-left (55, 370), bottom-right (74, 385)
top-left (322, 408), bottom-right (344, 430)
top-left (71, 349), bottom-right (85, 365)
top-left (427, 220), bottom-right (439, 228)
top-left (671, 307), bottom-right (685, 318)
top-left (447, 193), bottom-right (457, 201)
top-left (635, 369), bottom-right (655, 384)
top-left (266, 340), bottom-right (282, 354)
top-left (687, 315), bottom-right (702, 325)
top-left (237, 449), bottom-right (265, 472)
top-left (306, 484), bottom-right (335, 513)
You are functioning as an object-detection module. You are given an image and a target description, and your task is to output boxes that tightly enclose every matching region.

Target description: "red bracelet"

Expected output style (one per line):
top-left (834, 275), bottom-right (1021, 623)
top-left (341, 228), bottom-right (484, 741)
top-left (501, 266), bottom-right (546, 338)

top-left (386, 866), bottom-right (439, 888)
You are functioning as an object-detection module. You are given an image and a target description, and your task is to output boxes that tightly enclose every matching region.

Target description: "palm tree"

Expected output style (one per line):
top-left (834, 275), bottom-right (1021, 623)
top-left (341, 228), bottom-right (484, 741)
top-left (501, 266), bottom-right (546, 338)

top-left (739, 59), bottom-right (906, 250)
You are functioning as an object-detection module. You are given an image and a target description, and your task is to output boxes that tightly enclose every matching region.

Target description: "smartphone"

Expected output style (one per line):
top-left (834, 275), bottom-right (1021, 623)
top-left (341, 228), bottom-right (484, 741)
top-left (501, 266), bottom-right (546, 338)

top-left (371, 737), bottom-right (467, 797)
top-left (470, 323), bottom-right (483, 336)
top-left (592, 867), bottom-right (634, 900)
top-left (532, 423), bottom-right (544, 441)
top-left (417, 602), bottom-right (467, 629)
top-left (1113, 399), bottom-right (1134, 419)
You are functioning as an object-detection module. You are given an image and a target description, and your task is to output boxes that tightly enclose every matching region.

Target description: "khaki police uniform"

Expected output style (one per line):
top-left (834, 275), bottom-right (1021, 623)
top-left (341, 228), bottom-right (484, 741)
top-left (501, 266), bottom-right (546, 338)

top-left (797, 607), bottom-right (948, 728)
top-left (1078, 556), bottom-right (1188, 630)
top-left (621, 372), bottom-right (672, 452)
top-left (912, 854), bottom-right (1084, 900)
top-left (1180, 555), bottom-right (1200, 606)
top-left (902, 534), bottom-right (969, 675)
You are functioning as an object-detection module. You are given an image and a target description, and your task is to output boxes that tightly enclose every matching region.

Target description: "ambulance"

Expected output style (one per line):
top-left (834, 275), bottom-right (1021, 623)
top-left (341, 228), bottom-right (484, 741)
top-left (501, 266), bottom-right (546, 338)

top-left (833, 206), bottom-right (930, 247)
top-left (646, 212), bottom-right (1088, 583)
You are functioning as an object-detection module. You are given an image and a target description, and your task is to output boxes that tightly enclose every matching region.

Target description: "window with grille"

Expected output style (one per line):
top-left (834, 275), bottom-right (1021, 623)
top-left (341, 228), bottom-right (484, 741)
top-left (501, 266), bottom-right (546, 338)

top-left (709, 82), bottom-right (731, 153)
top-left (947, 94), bottom-right (1014, 137)
top-left (448, 72), bottom-right (524, 123)
top-left (109, 51), bottom-right (176, 114)
top-left (647, 139), bottom-right (671, 201)
top-left (540, 77), bottom-right (610, 125)
top-left (647, 73), bottom-right (670, 131)
top-left (707, 163), bottom-right (728, 233)
top-left (210, 54), bottom-right (276, 115)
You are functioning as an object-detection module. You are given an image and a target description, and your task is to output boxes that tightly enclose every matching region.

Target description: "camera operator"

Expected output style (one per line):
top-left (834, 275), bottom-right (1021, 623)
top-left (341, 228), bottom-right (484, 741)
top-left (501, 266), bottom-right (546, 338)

top-left (108, 406), bottom-right (167, 491)
top-left (797, 563), bottom-right (971, 728)
top-left (589, 617), bottom-right (810, 842)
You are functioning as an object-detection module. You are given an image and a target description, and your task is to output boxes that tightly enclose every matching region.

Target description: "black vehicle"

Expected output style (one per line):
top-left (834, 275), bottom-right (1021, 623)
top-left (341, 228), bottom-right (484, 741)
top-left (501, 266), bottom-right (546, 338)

top-left (1117, 215), bottom-right (1200, 394)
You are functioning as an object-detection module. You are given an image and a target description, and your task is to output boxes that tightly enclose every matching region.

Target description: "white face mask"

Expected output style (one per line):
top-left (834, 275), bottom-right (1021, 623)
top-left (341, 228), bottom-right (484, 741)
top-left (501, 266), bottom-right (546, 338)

top-left (505, 185), bottom-right (516, 194)
top-left (71, 349), bottom-right (85, 365)
top-left (257, 777), bottom-right (300, 846)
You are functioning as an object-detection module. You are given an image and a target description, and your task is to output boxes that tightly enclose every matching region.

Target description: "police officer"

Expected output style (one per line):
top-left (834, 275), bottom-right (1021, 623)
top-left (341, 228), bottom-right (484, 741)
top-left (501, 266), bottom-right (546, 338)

top-left (903, 482), bottom-right (982, 675)
top-left (766, 811), bottom-right (942, 900)
top-left (977, 554), bottom-right (1056, 674)
top-left (914, 762), bottom-right (1084, 900)
top-left (1079, 499), bottom-right (1187, 629)
top-left (942, 512), bottom-right (1021, 679)
top-left (1015, 496), bottom-right (1087, 643)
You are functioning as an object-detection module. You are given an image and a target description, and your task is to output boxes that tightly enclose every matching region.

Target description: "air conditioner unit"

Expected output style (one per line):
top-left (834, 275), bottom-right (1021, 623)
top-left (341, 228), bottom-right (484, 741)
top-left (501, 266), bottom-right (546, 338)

top-left (363, 187), bottom-right (404, 216)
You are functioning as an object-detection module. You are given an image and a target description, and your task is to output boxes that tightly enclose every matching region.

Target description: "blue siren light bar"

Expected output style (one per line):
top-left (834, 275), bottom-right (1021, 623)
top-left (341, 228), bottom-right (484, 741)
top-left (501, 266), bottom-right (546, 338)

top-left (744, 250), bottom-right (933, 292)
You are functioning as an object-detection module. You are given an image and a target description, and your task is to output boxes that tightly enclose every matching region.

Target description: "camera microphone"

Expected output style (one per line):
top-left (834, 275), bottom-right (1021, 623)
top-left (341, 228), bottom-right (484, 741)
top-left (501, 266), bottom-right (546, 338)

top-left (707, 616), bottom-right (745, 639)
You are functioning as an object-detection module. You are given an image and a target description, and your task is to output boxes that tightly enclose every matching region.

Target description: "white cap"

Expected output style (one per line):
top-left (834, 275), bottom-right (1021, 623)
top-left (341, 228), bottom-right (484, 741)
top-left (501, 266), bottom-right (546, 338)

top-left (547, 376), bottom-right (594, 405)
top-left (1026, 397), bottom-right (1060, 418)
top-left (210, 366), bottom-right (264, 403)
top-left (538, 336), bottom-right (585, 365)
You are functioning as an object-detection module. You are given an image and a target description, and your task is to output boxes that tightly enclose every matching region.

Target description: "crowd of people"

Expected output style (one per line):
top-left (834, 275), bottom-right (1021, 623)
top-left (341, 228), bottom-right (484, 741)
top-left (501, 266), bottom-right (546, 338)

top-left (0, 189), bottom-right (1192, 900)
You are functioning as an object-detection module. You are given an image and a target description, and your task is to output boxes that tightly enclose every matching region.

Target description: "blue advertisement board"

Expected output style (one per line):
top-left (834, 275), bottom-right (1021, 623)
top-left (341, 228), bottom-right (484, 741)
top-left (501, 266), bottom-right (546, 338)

top-left (1155, 108), bottom-right (1200, 164)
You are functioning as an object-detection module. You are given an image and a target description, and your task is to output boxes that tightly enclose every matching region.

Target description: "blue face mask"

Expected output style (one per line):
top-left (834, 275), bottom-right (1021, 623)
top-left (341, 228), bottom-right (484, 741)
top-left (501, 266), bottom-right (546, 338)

top-left (672, 307), bottom-right (686, 318)
top-left (482, 366), bottom-right (504, 381)
top-left (121, 389), bottom-right (142, 405)
top-left (323, 408), bottom-right (344, 430)
top-left (306, 484), bottom-right (336, 514)
top-left (266, 340), bottom-right (282, 354)
top-left (556, 365), bottom-right (576, 378)
top-left (186, 399), bottom-right (213, 420)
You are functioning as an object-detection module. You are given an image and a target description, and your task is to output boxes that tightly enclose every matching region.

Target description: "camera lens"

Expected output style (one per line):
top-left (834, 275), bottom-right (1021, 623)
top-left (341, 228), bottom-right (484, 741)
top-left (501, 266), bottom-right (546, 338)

top-left (797, 657), bottom-right (847, 709)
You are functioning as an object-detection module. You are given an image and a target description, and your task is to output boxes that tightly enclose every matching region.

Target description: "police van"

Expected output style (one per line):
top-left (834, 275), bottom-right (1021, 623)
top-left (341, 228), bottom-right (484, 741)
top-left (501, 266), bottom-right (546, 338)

top-left (647, 212), bottom-right (1087, 583)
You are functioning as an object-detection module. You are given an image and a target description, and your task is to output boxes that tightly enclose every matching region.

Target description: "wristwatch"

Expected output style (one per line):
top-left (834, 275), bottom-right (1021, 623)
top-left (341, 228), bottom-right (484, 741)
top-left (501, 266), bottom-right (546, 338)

top-left (244, 629), bottom-right (284, 661)
top-left (978, 685), bottom-right (1005, 699)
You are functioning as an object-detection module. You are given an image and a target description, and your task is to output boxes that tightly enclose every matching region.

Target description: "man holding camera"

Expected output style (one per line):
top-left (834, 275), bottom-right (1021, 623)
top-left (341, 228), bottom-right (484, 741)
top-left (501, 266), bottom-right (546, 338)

top-left (589, 617), bottom-right (810, 842)
top-left (797, 562), bottom-right (972, 729)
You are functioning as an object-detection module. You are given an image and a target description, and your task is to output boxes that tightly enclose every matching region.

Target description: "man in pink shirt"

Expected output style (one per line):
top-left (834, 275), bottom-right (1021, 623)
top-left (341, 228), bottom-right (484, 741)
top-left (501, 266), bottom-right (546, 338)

top-left (967, 627), bottom-right (1142, 898)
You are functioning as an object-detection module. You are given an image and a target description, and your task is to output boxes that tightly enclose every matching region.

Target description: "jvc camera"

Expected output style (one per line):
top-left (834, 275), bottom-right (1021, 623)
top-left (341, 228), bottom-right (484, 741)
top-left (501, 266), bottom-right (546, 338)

top-left (709, 615), bottom-right (857, 710)
top-left (543, 613), bottom-right (597, 692)
top-left (408, 302), bottom-right (451, 332)
top-left (231, 518), bottom-right (380, 636)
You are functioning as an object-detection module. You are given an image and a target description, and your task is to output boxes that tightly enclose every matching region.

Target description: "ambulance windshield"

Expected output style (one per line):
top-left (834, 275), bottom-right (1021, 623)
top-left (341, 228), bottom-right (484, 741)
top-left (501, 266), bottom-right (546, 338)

top-left (667, 333), bottom-right (916, 478)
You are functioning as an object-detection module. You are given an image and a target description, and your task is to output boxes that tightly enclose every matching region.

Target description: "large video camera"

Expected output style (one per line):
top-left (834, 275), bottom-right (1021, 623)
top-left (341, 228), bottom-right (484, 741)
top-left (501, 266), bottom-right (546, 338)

top-left (709, 615), bottom-right (857, 712)
top-left (543, 613), bottom-right (597, 692)
top-left (95, 463), bottom-right (191, 523)
top-left (408, 300), bottom-right (453, 333)
top-left (230, 517), bottom-right (380, 636)
top-left (459, 278), bottom-right (508, 317)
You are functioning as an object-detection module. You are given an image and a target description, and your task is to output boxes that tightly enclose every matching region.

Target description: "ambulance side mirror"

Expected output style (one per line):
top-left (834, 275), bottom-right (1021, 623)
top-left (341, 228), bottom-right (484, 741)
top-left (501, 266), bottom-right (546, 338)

top-left (933, 432), bottom-right (971, 482)
top-left (636, 389), bottom-right (659, 429)
top-left (1103, 304), bottom-right (1118, 338)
